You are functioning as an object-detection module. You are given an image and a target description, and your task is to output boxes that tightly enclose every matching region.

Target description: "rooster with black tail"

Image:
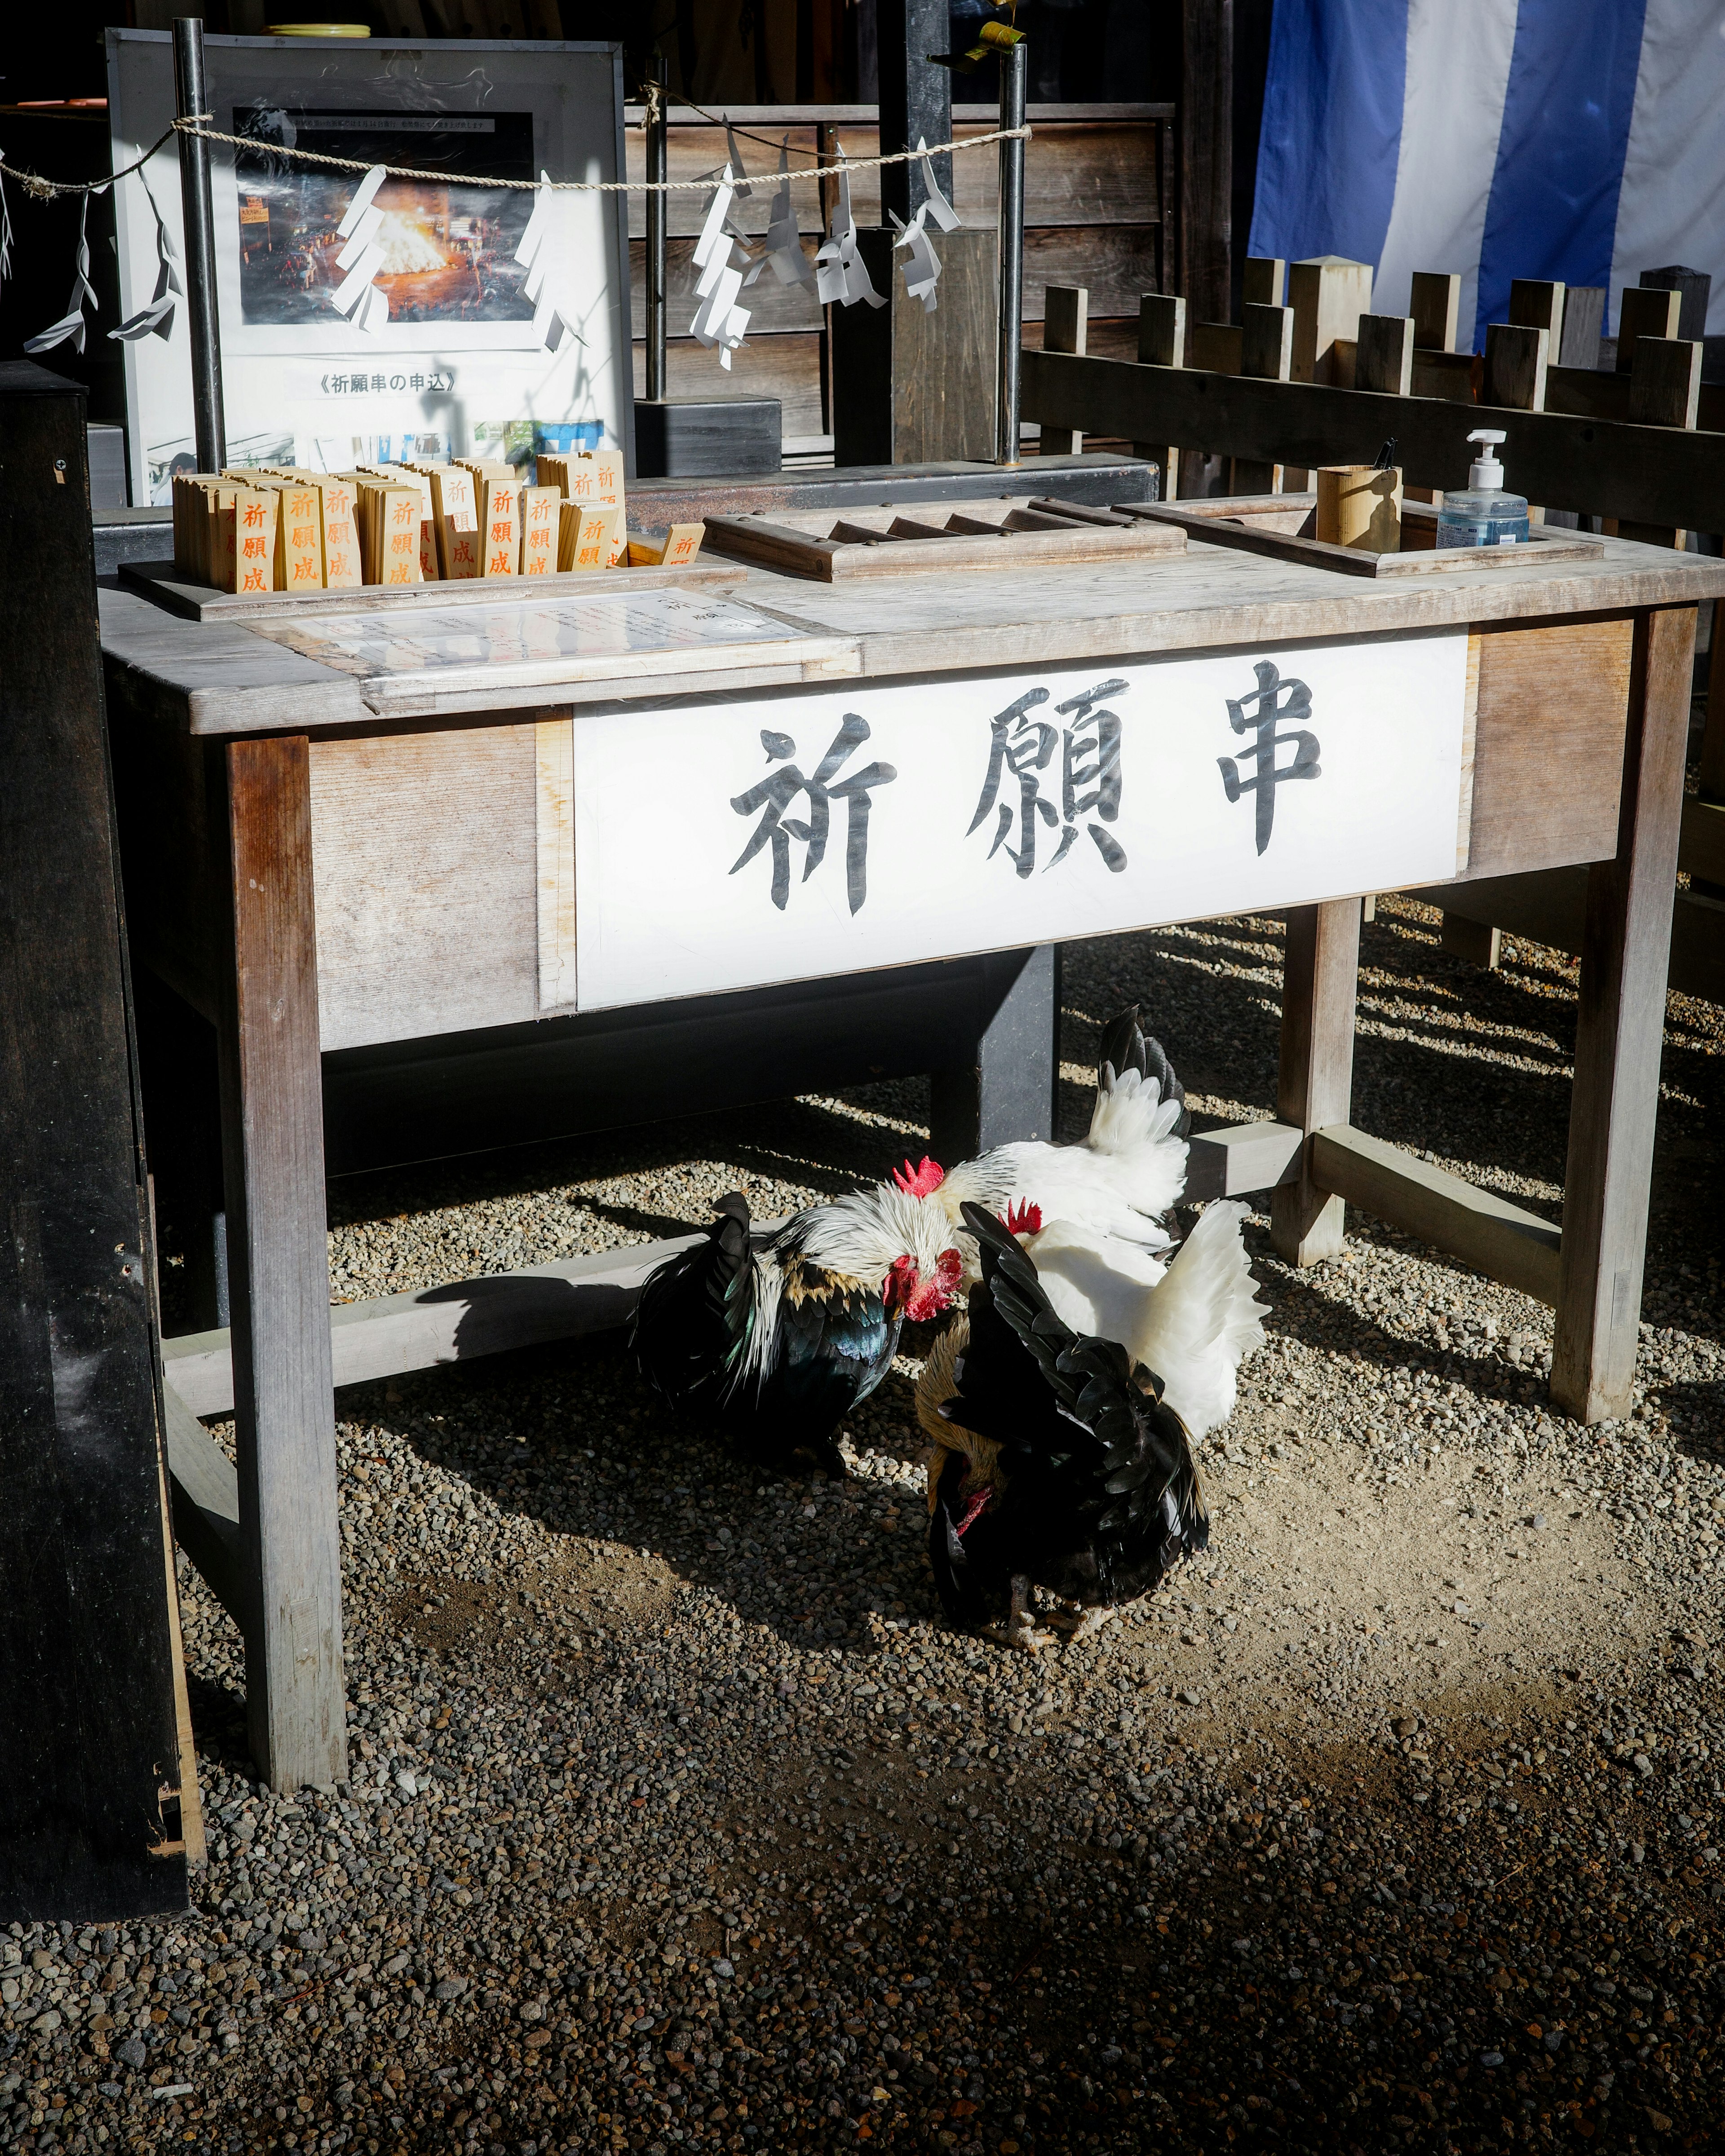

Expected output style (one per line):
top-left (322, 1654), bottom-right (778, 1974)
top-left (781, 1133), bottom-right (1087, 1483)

top-left (922, 1202), bottom-right (1210, 1649)
top-left (630, 1180), bottom-right (962, 1478)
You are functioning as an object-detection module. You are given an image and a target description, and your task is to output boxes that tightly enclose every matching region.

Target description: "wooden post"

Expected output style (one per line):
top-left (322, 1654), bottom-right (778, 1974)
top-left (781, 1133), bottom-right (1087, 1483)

top-left (1508, 277), bottom-right (1566, 341)
top-left (930, 945), bottom-right (1060, 1162)
top-left (0, 366), bottom-right (191, 1923)
top-left (213, 735), bottom-right (348, 1793)
top-left (1557, 287), bottom-right (1606, 369)
top-left (1637, 265), bottom-right (1712, 344)
top-left (1699, 597), bottom-right (1725, 901)
top-left (1288, 257), bottom-right (1372, 385)
top-left (1482, 321), bottom-right (1550, 414)
top-left (1441, 913), bottom-right (1501, 971)
top-left (1039, 285), bottom-right (1088, 457)
top-left (1135, 292), bottom-right (1185, 499)
top-left (876, 0), bottom-right (951, 223)
top-left (1243, 256), bottom-right (1286, 307)
top-left (832, 229), bottom-right (999, 465)
top-left (1410, 271), bottom-right (1461, 353)
top-left (1230, 300), bottom-right (1292, 491)
top-left (1354, 313), bottom-right (1415, 396)
top-left (1286, 256), bottom-right (1371, 487)
top-left (1618, 337), bottom-right (1703, 547)
top-left (1482, 322), bottom-right (1549, 522)
top-left (817, 119), bottom-right (838, 440)
top-left (1179, 0), bottom-right (1234, 329)
top-left (1614, 285), bottom-right (1679, 371)
top-left (1272, 899), bottom-right (1361, 1267)
top-left (1551, 606), bottom-right (1696, 1425)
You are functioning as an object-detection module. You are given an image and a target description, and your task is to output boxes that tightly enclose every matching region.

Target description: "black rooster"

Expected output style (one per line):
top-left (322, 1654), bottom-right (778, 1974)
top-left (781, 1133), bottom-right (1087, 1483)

top-left (925, 1202), bottom-right (1208, 1648)
top-left (631, 1183), bottom-right (962, 1478)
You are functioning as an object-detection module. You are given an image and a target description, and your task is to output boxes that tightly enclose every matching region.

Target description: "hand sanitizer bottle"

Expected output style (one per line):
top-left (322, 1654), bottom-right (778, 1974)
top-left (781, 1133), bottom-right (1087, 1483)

top-left (1435, 429), bottom-right (1530, 548)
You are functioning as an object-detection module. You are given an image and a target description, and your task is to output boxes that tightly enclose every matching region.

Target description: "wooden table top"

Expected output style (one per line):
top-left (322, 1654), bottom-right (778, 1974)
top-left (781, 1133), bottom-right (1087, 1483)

top-left (100, 528), bottom-right (1725, 738)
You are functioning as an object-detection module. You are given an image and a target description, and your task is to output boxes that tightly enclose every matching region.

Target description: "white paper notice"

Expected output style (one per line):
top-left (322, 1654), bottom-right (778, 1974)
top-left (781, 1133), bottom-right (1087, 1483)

top-left (569, 631), bottom-right (1472, 1012)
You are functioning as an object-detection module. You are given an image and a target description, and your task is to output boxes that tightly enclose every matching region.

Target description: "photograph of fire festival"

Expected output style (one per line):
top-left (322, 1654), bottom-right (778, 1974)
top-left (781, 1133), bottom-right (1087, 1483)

top-left (233, 109), bottom-right (538, 328)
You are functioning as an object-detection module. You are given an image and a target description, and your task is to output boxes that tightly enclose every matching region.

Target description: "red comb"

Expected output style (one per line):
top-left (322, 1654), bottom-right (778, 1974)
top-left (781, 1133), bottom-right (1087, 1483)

top-left (1003, 1197), bottom-right (1042, 1235)
top-left (891, 1156), bottom-right (946, 1197)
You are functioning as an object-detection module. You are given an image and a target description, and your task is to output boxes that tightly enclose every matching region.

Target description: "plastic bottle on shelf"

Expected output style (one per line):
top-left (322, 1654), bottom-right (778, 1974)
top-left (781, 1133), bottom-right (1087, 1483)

top-left (1434, 429), bottom-right (1530, 548)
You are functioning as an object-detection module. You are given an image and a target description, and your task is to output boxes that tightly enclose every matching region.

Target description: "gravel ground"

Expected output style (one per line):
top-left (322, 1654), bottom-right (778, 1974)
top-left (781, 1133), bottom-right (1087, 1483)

top-left (4, 897), bottom-right (1724, 2156)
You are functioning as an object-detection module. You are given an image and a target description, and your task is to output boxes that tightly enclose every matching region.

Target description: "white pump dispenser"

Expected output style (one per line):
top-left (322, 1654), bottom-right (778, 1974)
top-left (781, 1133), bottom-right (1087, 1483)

top-left (1467, 429), bottom-right (1506, 489)
top-left (1436, 424), bottom-right (1530, 548)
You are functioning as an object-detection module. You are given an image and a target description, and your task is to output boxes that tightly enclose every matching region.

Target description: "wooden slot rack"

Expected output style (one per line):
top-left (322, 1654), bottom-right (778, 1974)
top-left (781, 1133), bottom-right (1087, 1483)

top-left (1127, 494), bottom-right (1606, 578)
top-left (699, 494), bottom-right (1187, 579)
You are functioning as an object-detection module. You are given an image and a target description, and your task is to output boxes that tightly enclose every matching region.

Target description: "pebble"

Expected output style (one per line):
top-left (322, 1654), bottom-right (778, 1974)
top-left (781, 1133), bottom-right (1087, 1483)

top-left (5, 900), bottom-right (1721, 2154)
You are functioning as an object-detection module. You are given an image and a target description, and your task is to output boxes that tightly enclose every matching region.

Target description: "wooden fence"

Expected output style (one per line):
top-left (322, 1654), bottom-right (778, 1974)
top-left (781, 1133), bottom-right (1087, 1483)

top-left (1021, 258), bottom-right (1725, 1007)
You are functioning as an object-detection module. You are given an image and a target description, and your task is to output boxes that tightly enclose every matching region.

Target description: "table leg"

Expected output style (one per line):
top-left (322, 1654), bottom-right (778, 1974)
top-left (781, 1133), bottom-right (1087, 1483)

top-left (212, 734), bottom-right (346, 1792)
top-left (1552, 605), bottom-right (1695, 1423)
top-left (930, 944), bottom-right (1061, 1162)
top-left (1273, 898), bottom-right (1361, 1266)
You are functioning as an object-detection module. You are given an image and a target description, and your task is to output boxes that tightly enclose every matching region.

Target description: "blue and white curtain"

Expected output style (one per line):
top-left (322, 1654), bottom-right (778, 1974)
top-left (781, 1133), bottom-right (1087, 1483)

top-left (1248, 0), bottom-right (1725, 349)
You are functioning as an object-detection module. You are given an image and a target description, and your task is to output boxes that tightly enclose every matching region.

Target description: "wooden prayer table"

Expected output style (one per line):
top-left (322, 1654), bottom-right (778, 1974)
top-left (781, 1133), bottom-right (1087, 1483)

top-left (98, 510), bottom-right (1725, 1789)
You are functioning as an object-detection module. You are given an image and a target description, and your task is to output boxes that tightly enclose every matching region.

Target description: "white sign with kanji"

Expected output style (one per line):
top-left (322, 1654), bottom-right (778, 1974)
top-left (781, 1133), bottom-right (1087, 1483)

top-left (566, 627), bottom-right (1473, 1012)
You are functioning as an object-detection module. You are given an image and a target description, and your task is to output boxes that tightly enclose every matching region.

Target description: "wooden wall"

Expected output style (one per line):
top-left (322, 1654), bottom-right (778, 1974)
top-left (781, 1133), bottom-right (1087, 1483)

top-left (626, 101), bottom-right (1172, 444)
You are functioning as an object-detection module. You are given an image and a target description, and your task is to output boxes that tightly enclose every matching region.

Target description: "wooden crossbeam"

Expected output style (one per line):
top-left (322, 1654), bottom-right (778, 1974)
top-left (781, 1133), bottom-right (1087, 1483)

top-left (1310, 1124), bottom-right (1562, 1306)
top-left (1682, 795), bottom-right (1725, 884)
top-left (162, 1381), bottom-right (247, 1634)
top-left (1422, 820), bottom-right (1725, 1008)
top-left (163, 1231), bottom-right (707, 1419)
top-left (1184, 1120), bottom-right (1304, 1200)
top-left (1019, 349), bottom-right (1725, 533)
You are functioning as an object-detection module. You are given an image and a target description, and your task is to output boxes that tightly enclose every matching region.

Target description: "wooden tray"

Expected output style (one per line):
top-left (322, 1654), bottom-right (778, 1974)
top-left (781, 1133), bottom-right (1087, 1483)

top-left (1121, 494), bottom-right (1606, 577)
top-left (118, 555), bottom-right (732, 623)
top-left (699, 494), bottom-right (1187, 579)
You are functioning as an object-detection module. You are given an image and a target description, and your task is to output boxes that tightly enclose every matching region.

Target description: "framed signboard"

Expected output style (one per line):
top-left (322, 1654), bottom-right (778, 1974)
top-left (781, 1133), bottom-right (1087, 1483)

top-left (105, 31), bottom-right (630, 505)
top-left (551, 628), bottom-right (1476, 1012)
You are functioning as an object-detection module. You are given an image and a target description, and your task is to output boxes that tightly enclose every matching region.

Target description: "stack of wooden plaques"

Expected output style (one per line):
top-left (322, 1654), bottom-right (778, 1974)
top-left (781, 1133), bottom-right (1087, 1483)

top-left (142, 449), bottom-right (709, 618)
top-left (164, 448), bottom-right (705, 600)
top-left (699, 495), bottom-right (1188, 579)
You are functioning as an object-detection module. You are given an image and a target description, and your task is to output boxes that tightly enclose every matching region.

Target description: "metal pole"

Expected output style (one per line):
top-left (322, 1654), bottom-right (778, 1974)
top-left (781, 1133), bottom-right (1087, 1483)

top-left (644, 56), bottom-right (668, 403)
top-left (173, 18), bottom-right (226, 472)
top-left (995, 40), bottom-right (1026, 468)
top-left (817, 119), bottom-right (836, 439)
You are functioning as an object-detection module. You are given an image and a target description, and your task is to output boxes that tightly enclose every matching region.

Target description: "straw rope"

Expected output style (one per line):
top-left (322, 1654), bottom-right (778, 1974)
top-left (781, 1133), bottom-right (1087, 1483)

top-left (0, 113), bottom-right (1029, 202)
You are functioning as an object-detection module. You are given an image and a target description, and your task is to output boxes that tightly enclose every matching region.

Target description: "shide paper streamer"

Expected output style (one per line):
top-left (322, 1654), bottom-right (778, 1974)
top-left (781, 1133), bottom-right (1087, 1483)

top-left (328, 162), bottom-right (391, 337)
top-left (109, 169), bottom-right (181, 344)
top-left (23, 194), bottom-right (98, 355)
top-left (814, 146), bottom-right (885, 312)
top-left (888, 137), bottom-right (961, 313)
top-left (762, 142), bottom-right (817, 291)
top-left (515, 172), bottom-right (586, 354)
top-left (690, 166), bottom-right (754, 368)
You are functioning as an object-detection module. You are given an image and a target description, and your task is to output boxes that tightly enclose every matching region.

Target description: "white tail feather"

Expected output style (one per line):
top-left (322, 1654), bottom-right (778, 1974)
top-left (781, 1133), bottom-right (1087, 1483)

top-left (1128, 1200), bottom-right (1267, 1438)
top-left (942, 1065), bottom-right (1188, 1261)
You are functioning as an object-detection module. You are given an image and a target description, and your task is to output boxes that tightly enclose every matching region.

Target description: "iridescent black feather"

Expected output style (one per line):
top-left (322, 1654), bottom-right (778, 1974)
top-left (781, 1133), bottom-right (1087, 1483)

top-left (927, 1202), bottom-right (1207, 1626)
top-left (632, 1192), bottom-right (896, 1476)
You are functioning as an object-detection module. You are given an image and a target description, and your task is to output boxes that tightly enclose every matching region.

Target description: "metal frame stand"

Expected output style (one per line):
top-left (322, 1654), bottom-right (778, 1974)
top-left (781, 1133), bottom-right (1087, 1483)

top-left (643, 55), bottom-right (668, 403)
top-left (995, 42), bottom-right (1026, 468)
top-left (172, 17), bottom-right (225, 472)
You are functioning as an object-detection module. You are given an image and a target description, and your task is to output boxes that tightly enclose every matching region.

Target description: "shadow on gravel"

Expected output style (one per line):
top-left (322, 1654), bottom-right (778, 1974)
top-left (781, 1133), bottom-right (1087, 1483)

top-left (340, 1325), bottom-right (935, 1662)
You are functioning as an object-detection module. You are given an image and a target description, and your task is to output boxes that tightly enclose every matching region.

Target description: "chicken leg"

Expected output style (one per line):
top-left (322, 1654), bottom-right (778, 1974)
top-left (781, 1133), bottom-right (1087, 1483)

top-left (1048, 1603), bottom-right (1117, 1647)
top-left (988, 1573), bottom-right (1045, 1653)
